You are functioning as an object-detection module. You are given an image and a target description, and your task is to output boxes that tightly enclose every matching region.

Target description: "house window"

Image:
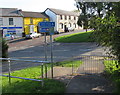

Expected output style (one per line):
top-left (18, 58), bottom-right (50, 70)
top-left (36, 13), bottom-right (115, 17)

top-left (59, 23), bottom-right (63, 29)
top-left (74, 17), bottom-right (76, 20)
top-left (69, 23), bottom-right (71, 27)
top-left (69, 16), bottom-right (71, 20)
top-left (74, 23), bottom-right (76, 28)
top-left (65, 16), bottom-right (67, 20)
top-left (60, 15), bottom-right (62, 20)
top-left (9, 18), bottom-right (14, 25)
top-left (30, 18), bottom-right (33, 24)
top-left (0, 18), bottom-right (3, 26)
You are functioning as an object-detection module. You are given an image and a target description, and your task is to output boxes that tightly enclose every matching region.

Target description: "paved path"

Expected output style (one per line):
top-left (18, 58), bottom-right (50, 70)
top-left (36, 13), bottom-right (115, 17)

top-left (65, 74), bottom-right (114, 93)
top-left (65, 56), bottom-right (114, 93)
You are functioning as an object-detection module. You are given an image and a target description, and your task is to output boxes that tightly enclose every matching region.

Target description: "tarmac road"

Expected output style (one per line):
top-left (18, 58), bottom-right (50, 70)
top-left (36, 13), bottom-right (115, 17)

top-left (2, 29), bottom-right (108, 72)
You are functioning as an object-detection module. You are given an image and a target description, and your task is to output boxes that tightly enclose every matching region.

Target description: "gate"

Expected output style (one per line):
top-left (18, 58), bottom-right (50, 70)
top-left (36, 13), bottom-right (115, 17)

top-left (71, 55), bottom-right (115, 75)
top-left (43, 55), bottom-right (115, 80)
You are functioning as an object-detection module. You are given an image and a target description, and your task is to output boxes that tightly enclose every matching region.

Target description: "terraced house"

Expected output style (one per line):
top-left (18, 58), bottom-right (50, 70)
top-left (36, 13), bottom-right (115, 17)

top-left (20, 10), bottom-right (49, 35)
top-left (0, 8), bottom-right (23, 39)
top-left (45, 8), bottom-right (82, 33)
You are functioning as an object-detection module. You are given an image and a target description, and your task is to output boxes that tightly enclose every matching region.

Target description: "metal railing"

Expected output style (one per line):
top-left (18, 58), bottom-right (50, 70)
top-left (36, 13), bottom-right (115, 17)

top-left (0, 58), bottom-right (51, 87)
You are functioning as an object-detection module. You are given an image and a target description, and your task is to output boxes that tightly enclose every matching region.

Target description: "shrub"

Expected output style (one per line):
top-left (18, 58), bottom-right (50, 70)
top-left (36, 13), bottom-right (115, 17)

top-left (0, 37), bottom-right (9, 58)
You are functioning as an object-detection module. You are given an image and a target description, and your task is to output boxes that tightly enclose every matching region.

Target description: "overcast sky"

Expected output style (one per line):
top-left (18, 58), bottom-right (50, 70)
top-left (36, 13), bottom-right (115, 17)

top-left (0, 0), bottom-right (77, 12)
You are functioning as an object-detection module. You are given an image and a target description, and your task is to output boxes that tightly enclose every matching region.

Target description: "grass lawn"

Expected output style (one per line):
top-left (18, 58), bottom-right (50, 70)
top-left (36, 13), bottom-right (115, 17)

top-left (54, 31), bottom-right (94, 43)
top-left (2, 60), bottom-right (82, 93)
top-left (104, 60), bottom-right (120, 94)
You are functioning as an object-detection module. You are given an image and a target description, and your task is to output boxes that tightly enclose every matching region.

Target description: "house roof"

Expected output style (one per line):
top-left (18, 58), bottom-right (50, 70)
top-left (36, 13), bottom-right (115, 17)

top-left (0, 8), bottom-right (23, 17)
top-left (20, 11), bottom-right (49, 18)
top-left (45, 8), bottom-right (79, 16)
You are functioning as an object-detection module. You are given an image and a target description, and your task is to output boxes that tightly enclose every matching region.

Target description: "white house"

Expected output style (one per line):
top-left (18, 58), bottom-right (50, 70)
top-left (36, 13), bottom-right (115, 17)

top-left (44, 8), bottom-right (82, 33)
top-left (0, 8), bottom-right (23, 39)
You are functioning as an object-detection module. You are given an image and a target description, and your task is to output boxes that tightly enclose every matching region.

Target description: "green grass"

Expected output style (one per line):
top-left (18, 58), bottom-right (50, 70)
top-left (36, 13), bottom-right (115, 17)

top-left (2, 64), bottom-right (64, 93)
top-left (2, 60), bottom-right (82, 93)
top-left (54, 31), bottom-right (94, 43)
top-left (54, 60), bottom-right (82, 67)
top-left (104, 60), bottom-right (120, 94)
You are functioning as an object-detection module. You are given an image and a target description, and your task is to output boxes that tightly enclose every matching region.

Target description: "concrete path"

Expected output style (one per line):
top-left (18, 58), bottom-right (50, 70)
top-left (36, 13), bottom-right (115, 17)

top-left (76, 56), bottom-right (105, 74)
top-left (44, 67), bottom-right (73, 78)
top-left (65, 56), bottom-right (115, 93)
top-left (65, 74), bottom-right (114, 93)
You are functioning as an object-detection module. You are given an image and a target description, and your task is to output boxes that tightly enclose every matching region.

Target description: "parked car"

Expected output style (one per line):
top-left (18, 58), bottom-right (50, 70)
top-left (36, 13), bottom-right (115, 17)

top-left (26, 32), bottom-right (41, 39)
top-left (68, 27), bottom-right (74, 31)
top-left (5, 34), bottom-right (14, 40)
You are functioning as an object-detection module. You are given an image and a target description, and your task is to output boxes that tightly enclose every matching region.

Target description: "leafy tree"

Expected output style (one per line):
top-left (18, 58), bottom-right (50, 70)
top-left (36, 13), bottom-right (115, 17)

top-left (92, 14), bottom-right (120, 66)
top-left (77, 2), bottom-right (90, 32)
top-left (76, 1), bottom-right (113, 30)
top-left (76, 1), bottom-right (120, 67)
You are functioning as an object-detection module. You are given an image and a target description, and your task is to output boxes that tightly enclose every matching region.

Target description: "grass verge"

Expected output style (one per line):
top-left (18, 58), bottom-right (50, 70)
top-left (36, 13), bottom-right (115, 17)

top-left (54, 31), bottom-right (94, 43)
top-left (2, 60), bottom-right (82, 93)
top-left (2, 65), bottom-right (65, 93)
top-left (104, 60), bottom-right (120, 94)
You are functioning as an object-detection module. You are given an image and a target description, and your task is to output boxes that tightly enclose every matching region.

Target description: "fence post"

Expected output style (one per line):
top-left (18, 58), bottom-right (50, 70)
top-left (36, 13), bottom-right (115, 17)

top-left (45, 64), bottom-right (47, 78)
top-left (44, 32), bottom-right (48, 78)
top-left (72, 62), bottom-right (74, 75)
top-left (8, 59), bottom-right (11, 85)
top-left (50, 34), bottom-right (53, 79)
top-left (41, 63), bottom-right (44, 79)
top-left (41, 80), bottom-right (44, 87)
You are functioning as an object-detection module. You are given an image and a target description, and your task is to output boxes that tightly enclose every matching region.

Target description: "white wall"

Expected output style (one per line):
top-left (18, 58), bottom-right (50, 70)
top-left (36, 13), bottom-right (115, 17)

top-left (58, 15), bottom-right (80, 32)
top-left (2, 17), bottom-right (23, 27)
top-left (45, 9), bottom-right (58, 32)
top-left (0, 17), bottom-right (23, 38)
top-left (45, 9), bottom-right (82, 33)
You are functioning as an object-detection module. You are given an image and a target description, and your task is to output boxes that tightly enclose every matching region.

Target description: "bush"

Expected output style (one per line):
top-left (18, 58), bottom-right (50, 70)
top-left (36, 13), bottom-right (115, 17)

top-left (0, 38), bottom-right (9, 58)
top-left (104, 60), bottom-right (120, 94)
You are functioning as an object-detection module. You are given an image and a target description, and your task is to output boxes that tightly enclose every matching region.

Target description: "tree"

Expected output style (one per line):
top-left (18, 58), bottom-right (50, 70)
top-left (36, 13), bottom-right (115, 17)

top-left (76, 1), bottom-right (120, 67)
top-left (77, 2), bottom-right (90, 32)
top-left (76, 1), bottom-right (113, 30)
top-left (91, 13), bottom-right (120, 66)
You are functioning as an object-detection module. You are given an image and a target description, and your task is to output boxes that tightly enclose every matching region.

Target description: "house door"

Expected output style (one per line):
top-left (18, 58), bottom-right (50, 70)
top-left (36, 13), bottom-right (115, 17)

top-left (64, 25), bottom-right (68, 32)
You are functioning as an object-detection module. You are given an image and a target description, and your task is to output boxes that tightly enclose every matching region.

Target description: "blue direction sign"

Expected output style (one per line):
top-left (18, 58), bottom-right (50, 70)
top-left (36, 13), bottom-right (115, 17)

top-left (38, 22), bottom-right (55, 28)
top-left (40, 28), bottom-right (49, 33)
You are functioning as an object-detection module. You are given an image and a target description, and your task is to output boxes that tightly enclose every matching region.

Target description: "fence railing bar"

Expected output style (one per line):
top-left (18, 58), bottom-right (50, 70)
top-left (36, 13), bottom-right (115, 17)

top-left (0, 58), bottom-right (50, 63)
top-left (73, 55), bottom-right (115, 58)
top-left (1, 74), bottom-right (43, 82)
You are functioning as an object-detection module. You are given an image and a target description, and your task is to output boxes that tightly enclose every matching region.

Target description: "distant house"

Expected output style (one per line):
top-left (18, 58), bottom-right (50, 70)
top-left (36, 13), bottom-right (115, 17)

top-left (0, 8), bottom-right (23, 39)
top-left (20, 10), bottom-right (49, 35)
top-left (44, 8), bottom-right (82, 33)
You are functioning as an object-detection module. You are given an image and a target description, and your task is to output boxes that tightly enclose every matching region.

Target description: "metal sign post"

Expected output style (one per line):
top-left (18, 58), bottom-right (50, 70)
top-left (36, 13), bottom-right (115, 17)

top-left (38, 22), bottom-right (55, 79)
top-left (50, 34), bottom-right (53, 78)
top-left (49, 27), bottom-right (54, 78)
top-left (44, 32), bottom-right (47, 78)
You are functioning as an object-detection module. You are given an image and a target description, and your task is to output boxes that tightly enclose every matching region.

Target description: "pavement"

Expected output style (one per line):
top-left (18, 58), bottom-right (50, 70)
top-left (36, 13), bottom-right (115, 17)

top-left (44, 56), bottom-right (115, 93)
top-left (65, 57), bottom-right (114, 93)
top-left (65, 74), bottom-right (114, 93)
